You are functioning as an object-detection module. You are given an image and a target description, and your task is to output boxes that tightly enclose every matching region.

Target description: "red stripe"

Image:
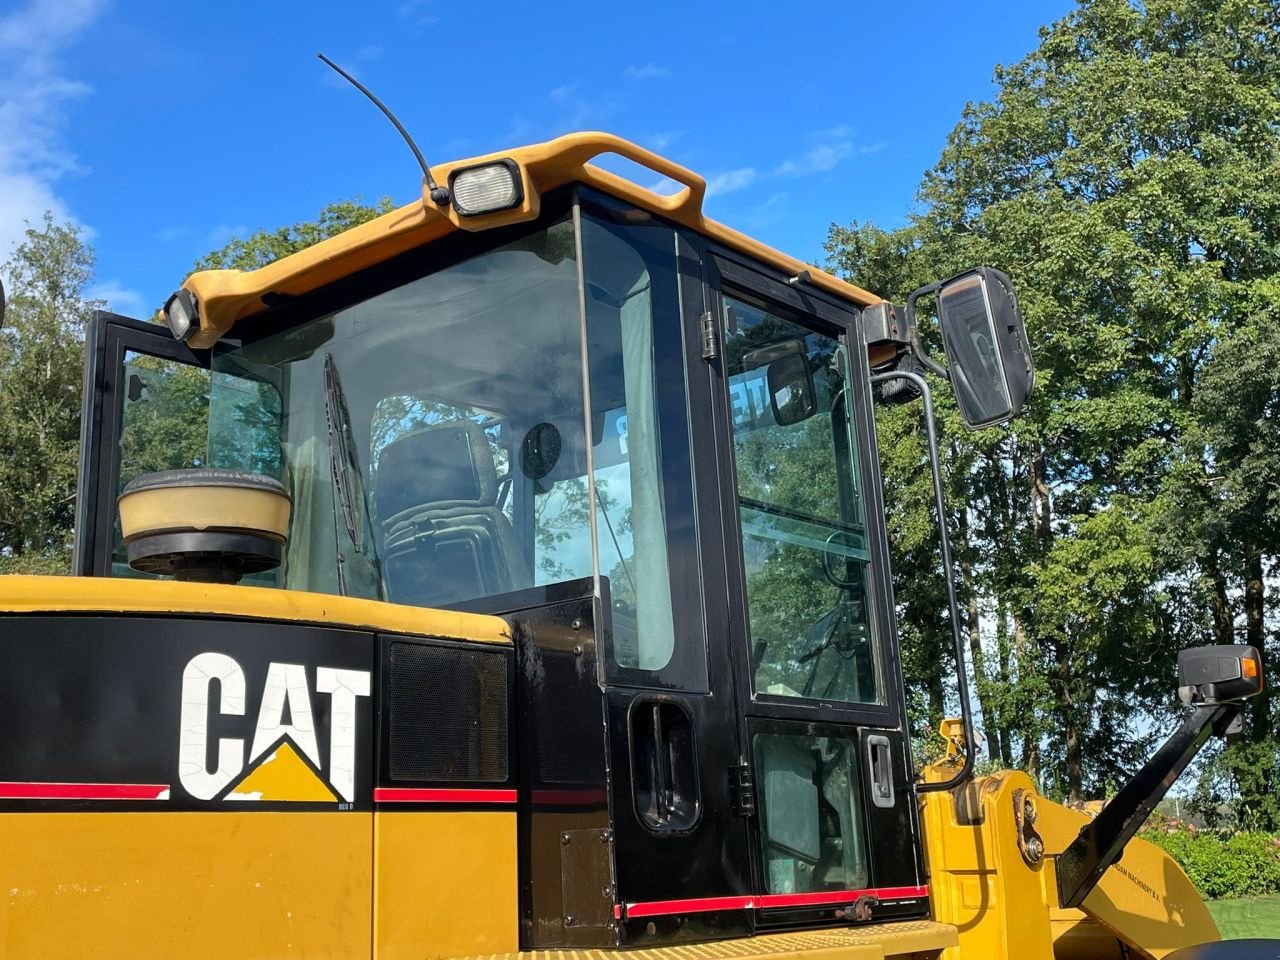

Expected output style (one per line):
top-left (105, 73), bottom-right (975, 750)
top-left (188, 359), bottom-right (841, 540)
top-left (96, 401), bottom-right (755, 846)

top-left (0, 781), bottom-right (170, 801)
top-left (373, 787), bottom-right (516, 804)
top-left (756, 885), bottom-right (929, 909)
top-left (625, 895), bottom-right (755, 918)
top-left (622, 885), bottom-right (928, 919)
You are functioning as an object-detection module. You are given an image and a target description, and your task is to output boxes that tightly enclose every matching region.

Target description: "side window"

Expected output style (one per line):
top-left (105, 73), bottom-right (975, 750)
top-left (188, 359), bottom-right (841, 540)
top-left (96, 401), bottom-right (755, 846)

top-left (114, 352), bottom-right (283, 580)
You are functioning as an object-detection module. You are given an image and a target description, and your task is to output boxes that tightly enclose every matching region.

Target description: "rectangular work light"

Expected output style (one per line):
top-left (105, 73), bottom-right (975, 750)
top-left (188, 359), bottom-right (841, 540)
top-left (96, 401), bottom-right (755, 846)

top-left (163, 288), bottom-right (199, 342)
top-left (449, 160), bottom-right (524, 217)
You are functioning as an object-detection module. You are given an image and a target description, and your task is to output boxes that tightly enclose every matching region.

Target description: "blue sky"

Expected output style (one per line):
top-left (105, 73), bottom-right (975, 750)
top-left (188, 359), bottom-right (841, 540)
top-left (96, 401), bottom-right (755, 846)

top-left (1, 0), bottom-right (1073, 317)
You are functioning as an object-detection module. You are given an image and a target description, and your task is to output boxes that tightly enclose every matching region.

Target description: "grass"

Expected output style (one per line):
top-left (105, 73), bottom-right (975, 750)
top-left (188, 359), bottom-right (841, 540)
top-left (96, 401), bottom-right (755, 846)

top-left (1207, 896), bottom-right (1280, 939)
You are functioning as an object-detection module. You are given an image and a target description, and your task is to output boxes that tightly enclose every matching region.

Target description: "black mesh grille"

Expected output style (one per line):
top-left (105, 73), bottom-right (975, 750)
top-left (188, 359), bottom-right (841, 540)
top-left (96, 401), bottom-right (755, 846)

top-left (534, 652), bottom-right (603, 785)
top-left (388, 641), bottom-right (509, 782)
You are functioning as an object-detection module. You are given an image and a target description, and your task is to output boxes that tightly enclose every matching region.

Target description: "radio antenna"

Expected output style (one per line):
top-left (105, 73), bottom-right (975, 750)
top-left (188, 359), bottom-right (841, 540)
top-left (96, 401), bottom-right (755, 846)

top-left (317, 52), bottom-right (450, 205)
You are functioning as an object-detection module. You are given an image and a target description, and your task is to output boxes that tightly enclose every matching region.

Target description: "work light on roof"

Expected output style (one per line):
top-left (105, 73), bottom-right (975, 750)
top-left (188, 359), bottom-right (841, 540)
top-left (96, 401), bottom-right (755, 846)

top-left (450, 160), bottom-right (523, 217)
top-left (163, 288), bottom-right (199, 343)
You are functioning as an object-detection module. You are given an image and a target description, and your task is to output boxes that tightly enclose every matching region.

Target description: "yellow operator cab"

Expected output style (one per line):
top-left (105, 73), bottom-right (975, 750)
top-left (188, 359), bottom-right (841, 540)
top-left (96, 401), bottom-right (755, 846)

top-left (0, 132), bottom-right (1261, 960)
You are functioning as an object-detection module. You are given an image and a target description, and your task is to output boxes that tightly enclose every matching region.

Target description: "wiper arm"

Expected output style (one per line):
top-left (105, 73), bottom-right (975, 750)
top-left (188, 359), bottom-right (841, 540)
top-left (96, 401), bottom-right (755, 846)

top-left (323, 354), bottom-right (366, 590)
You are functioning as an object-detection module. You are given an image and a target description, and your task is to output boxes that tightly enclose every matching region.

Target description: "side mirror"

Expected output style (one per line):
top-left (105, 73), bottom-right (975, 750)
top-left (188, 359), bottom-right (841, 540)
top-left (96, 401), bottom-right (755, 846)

top-left (910, 266), bottom-right (1034, 429)
top-left (0, 276), bottom-right (6, 328)
top-left (743, 339), bottom-right (817, 426)
top-left (1178, 645), bottom-right (1264, 706)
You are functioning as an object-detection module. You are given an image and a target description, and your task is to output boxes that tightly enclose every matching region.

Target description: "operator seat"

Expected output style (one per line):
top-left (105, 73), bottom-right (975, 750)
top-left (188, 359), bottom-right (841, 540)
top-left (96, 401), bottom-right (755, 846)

top-left (376, 420), bottom-right (531, 607)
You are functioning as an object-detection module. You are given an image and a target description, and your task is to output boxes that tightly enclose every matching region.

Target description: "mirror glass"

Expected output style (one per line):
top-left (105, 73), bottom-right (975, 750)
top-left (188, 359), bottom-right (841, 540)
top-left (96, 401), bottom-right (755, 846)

top-left (0, 277), bottom-right (5, 328)
top-left (936, 268), bottom-right (1033, 428)
top-left (767, 352), bottom-right (817, 426)
top-left (743, 339), bottom-right (817, 426)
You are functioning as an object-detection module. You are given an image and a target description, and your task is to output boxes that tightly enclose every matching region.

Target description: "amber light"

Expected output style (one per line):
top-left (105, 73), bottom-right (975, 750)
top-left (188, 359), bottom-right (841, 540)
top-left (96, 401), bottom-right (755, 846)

top-left (1242, 656), bottom-right (1260, 680)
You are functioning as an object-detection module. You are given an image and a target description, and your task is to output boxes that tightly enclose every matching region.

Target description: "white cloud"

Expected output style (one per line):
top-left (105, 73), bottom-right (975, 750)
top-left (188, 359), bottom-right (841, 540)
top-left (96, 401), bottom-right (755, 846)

top-left (549, 83), bottom-right (578, 103)
top-left (157, 225), bottom-right (190, 243)
top-left (706, 167), bottom-right (757, 197)
top-left (646, 131), bottom-right (683, 152)
top-left (774, 126), bottom-right (884, 177)
top-left (206, 224), bottom-right (248, 248)
top-left (396, 0), bottom-right (437, 26)
top-left (355, 44), bottom-right (383, 62)
top-left (623, 63), bottom-right (669, 80)
top-left (744, 192), bottom-right (790, 231)
top-left (0, 0), bottom-right (104, 269)
top-left (86, 280), bottom-right (148, 318)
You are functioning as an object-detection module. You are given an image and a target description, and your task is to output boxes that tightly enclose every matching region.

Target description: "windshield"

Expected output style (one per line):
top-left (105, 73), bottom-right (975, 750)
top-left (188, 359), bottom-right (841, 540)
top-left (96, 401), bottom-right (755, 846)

top-left (110, 209), bottom-right (704, 686)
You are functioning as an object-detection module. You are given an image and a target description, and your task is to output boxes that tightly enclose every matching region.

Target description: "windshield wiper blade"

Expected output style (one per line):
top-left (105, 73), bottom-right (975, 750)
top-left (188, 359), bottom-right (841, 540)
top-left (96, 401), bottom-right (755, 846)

top-left (323, 354), bottom-right (364, 561)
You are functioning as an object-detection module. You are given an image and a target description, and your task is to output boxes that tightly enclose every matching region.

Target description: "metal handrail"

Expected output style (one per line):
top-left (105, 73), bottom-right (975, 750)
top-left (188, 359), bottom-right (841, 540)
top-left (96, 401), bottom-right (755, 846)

top-left (870, 370), bottom-right (976, 793)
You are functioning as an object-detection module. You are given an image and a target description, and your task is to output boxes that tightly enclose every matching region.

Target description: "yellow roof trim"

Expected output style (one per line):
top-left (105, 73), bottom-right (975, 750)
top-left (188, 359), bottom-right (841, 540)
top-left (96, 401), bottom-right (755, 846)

top-left (182, 131), bottom-right (882, 348)
top-left (0, 575), bottom-right (511, 645)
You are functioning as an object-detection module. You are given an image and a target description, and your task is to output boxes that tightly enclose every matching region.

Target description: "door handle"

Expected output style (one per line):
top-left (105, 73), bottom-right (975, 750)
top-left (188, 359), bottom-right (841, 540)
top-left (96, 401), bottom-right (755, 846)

top-left (866, 735), bottom-right (895, 809)
top-left (629, 698), bottom-right (700, 831)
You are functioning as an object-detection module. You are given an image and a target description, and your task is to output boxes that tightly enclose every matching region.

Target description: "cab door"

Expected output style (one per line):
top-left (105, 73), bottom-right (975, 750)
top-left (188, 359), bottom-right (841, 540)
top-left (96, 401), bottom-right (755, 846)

top-left (573, 192), bottom-right (757, 947)
top-left (703, 251), bottom-right (929, 928)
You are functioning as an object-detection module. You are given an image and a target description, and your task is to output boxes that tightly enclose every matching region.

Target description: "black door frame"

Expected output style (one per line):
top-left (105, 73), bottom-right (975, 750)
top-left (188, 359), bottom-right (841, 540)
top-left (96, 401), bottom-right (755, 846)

top-left (700, 245), bottom-right (929, 924)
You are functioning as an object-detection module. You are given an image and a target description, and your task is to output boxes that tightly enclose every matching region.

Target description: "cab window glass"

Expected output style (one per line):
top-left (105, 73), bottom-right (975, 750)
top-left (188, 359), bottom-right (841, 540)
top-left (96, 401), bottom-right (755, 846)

top-left (115, 353), bottom-right (283, 582)
top-left (579, 205), bottom-right (706, 689)
top-left (753, 730), bottom-right (870, 894)
top-left (724, 295), bottom-right (880, 705)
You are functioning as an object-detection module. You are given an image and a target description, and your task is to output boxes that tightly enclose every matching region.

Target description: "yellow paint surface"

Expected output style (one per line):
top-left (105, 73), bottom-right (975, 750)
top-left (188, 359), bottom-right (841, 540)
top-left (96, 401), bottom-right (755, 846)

top-left (375, 812), bottom-right (518, 960)
top-left (226, 741), bottom-right (338, 802)
top-left (1037, 805), bottom-right (1220, 958)
top-left (0, 812), bottom-right (370, 960)
top-left (921, 757), bottom-right (1219, 960)
top-left (180, 132), bottom-right (882, 350)
top-left (0, 575), bottom-right (510, 644)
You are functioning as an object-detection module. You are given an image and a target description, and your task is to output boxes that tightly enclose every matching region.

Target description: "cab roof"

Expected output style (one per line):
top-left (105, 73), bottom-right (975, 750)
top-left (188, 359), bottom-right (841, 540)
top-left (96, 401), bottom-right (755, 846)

top-left (179, 132), bottom-right (882, 350)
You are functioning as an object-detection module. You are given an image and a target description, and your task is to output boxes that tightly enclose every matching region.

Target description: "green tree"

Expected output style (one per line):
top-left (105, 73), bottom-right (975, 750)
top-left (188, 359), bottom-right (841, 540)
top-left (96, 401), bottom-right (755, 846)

top-left (827, 0), bottom-right (1280, 807)
top-left (193, 198), bottom-right (394, 271)
top-left (0, 215), bottom-right (98, 572)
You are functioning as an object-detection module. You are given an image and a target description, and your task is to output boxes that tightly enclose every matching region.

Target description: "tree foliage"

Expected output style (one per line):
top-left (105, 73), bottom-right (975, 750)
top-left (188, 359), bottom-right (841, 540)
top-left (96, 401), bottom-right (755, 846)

top-left (0, 215), bottom-right (98, 570)
top-left (827, 0), bottom-right (1280, 814)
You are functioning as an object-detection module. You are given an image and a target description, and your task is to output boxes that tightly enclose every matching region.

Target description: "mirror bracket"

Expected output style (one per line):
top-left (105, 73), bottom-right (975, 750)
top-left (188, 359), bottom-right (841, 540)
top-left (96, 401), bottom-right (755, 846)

top-left (861, 302), bottom-right (913, 349)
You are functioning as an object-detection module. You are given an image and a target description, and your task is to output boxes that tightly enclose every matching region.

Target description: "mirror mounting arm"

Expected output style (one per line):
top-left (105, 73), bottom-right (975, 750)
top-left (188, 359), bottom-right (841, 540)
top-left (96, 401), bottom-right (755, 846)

top-left (870, 369), bottom-right (976, 794)
top-left (901, 283), bottom-right (950, 380)
top-left (1055, 702), bottom-right (1239, 908)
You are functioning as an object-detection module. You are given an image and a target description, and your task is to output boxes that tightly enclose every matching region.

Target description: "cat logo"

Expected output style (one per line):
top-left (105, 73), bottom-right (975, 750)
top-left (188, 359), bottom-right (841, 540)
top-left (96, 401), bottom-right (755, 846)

top-left (178, 652), bottom-right (370, 804)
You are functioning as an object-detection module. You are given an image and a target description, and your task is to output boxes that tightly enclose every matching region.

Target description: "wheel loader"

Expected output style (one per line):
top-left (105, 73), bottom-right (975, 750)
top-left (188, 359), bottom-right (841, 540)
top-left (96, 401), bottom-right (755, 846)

top-left (0, 128), bottom-right (1268, 959)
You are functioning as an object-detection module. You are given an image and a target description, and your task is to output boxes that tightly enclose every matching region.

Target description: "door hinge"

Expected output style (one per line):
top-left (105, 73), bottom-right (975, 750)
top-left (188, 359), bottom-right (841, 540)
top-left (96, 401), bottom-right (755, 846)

top-left (730, 760), bottom-right (755, 817)
top-left (700, 312), bottom-right (718, 361)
